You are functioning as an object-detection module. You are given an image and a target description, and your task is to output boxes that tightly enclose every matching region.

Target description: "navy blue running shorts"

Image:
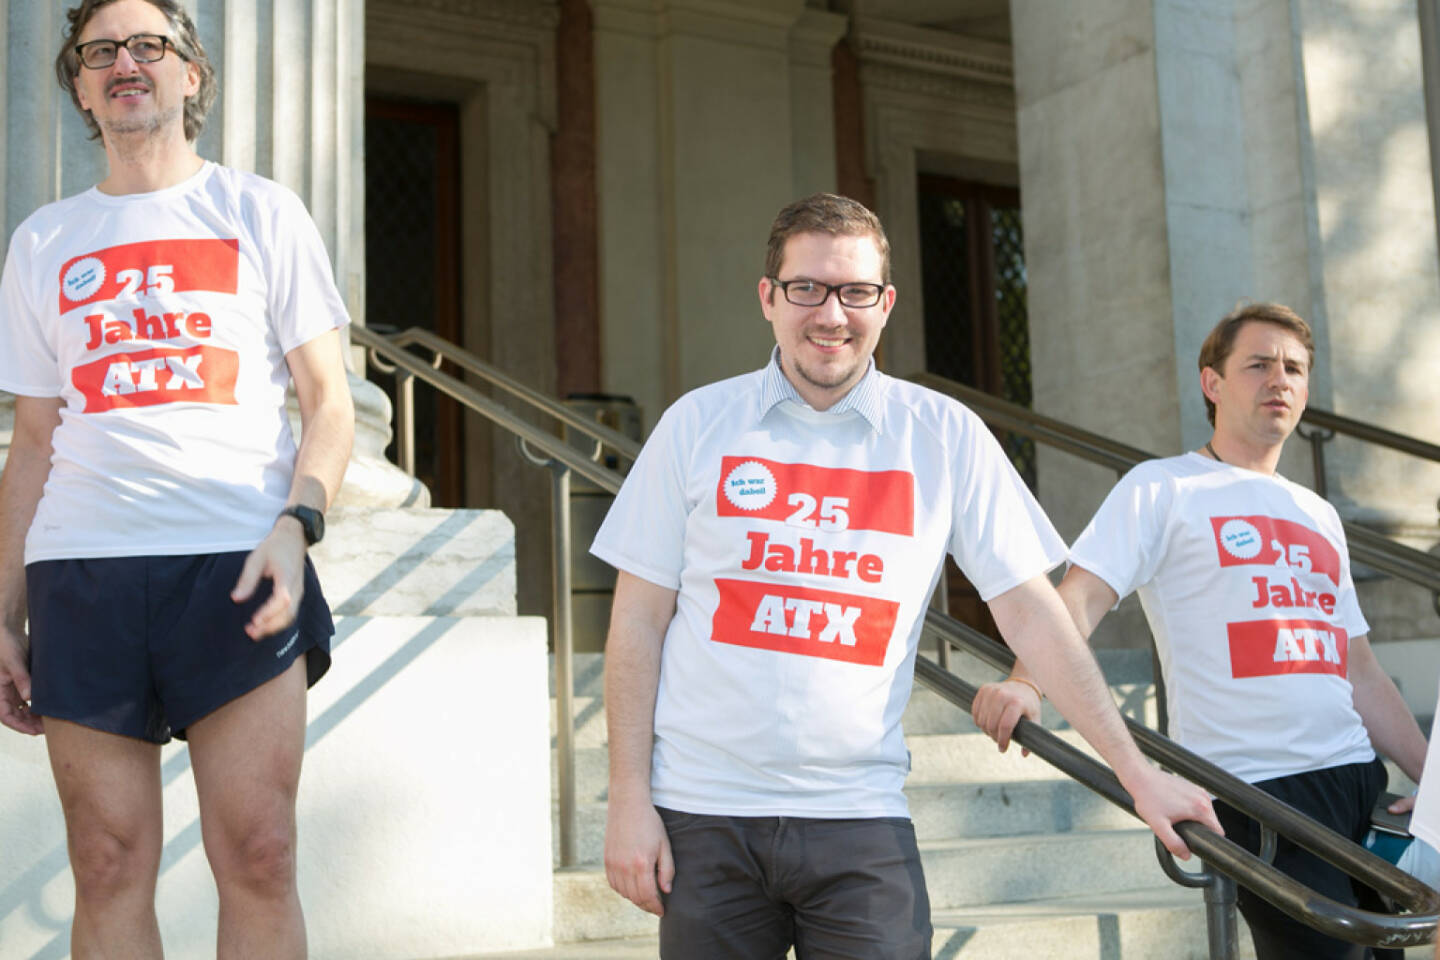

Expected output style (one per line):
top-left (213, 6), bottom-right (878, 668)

top-left (26, 551), bottom-right (333, 744)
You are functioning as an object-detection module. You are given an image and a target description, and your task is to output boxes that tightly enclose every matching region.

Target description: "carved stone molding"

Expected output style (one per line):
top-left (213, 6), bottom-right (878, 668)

top-left (403, 0), bottom-right (560, 29)
top-left (861, 63), bottom-right (1015, 110)
top-left (593, 0), bottom-right (805, 45)
top-left (851, 17), bottom-right (1013, 87)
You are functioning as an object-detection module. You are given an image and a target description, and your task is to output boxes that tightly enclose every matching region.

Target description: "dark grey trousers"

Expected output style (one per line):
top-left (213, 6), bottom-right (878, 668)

top-left (656, 807), bottom-right (932, 960)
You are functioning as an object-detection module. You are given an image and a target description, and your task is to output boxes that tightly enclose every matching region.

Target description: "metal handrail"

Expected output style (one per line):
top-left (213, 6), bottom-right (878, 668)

top-left (917, 609), bottom-right (1440, 951)
top-left (351, 324), bottom-right (627, 868)
top-left (909, 373), bottom-right (1440, 597)
top-left (380, 326), bottom-right (643, 465)
top-left (1303, 406), bottom-right (1440, 464)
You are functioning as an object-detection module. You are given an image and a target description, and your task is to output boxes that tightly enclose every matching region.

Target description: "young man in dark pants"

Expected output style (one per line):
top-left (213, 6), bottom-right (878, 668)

top-left (594, 192), bottom-right (1221, 958)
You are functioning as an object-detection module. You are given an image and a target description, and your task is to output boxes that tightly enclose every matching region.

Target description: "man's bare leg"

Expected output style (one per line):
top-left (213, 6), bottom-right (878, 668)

top-left (45, 718), bottom-right (164, 960)
top-left (187, 658), bottom-right (308, 960)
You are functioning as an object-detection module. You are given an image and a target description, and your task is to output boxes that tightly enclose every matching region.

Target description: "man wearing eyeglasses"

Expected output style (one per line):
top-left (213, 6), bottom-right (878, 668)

top-left (0, 2), bottom-right (352, 957)
top-left (592, 192), bottom-right (1221, 958)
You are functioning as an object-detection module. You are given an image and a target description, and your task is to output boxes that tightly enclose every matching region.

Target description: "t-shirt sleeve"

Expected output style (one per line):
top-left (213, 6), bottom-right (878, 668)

top-left (1068, 464), bottom-right (1173, 603)
top-left (0, 230), bottom-right (61, 397)
top-left (948, 414), bottom-right (1066, 601)
top-left (1326, 507), bottom-right (1371, 639)
top-left (265, 189), bottom-right (351, 353)
top-left (1411, 685), bottom-right (1440, 851)
top-left (590, 404), bottom-right (691, 590)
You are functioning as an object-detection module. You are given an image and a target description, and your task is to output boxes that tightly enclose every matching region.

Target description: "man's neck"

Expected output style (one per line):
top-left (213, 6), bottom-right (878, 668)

top-left (1203, 431), bottom-right (1285, 475)
top-left (778, 354), bottom-right (869, 413)
top-left (97, 132), bottom-right (203, 195)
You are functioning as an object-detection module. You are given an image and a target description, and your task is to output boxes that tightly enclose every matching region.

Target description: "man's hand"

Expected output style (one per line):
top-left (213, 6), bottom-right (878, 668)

top-left (231, 519), bottom-right (307, 640)
top-left (0, 626), bottom-right (41, 735)
top-left (972, 679), bottom-right (1040, 756)
top-left (1388, 793), bottom-right (1417, 815)
top-left (604, 794), bottom-right (674, 916)
top-left (1123, 764), bottom-right (1223, 860)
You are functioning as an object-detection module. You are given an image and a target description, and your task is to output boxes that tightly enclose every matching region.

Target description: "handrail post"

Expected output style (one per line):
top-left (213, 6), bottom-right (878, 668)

top-left (930, 574), bottom-right (951, 670)
top-left (1155, 838), bottom-right (1240, 960)
top-left (396, 370), bottom-right (416, 476)
top-left (551, 460), bottom-right (578, 868)
top-left (1296, 423), bottom-right (1333, 499)
top-left (1203, 867), bottom-right (1240, 960)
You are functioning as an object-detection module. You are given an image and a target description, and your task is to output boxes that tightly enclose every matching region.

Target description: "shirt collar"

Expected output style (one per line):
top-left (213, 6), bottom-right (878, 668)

top-left (759, 347), bottom-right (885, 433)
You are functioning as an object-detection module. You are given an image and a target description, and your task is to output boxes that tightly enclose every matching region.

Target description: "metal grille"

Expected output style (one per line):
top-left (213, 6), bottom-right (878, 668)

top-left (917, 181), bottom-right (1036, 490)
top-left (990, 203), bottom-right (1036, 487)
top-left (364, 103), bottom-right (445, 497)
top-left (918, 194), bottom-right (974, 387)
top-left (366, 113), bottom-right (439, 337)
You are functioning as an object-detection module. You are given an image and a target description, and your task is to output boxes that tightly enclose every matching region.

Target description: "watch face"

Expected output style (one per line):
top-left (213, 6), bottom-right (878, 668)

top-left (285, 506), bottom-right (324, 545)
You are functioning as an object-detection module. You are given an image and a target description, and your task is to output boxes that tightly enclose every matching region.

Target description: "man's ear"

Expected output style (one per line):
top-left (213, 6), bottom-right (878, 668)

top-left (1199, 365), bottom-right (1223, 407)
top-left (758, 277), bottom-right (776, 316)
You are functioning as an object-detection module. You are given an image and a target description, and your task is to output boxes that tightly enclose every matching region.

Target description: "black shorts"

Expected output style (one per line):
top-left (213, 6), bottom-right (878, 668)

top-left (1213, 758), bottom-right (1399, 960)
top-left (656, 807), bottom-right (932, 960)
top-left (27, 551), bottom-right (333, 744)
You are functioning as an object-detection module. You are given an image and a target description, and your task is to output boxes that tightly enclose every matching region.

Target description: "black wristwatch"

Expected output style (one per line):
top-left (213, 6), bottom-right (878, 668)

top-left (278, 505), bottom-right (325, 546)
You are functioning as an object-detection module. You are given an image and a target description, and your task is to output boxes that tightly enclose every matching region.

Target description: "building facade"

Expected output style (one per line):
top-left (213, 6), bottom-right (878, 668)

top-left (1, 0), bottom-right (1437, 643)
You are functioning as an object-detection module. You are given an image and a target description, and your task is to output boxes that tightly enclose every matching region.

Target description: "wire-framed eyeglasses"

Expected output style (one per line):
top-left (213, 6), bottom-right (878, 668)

top-left (769, 278), bottom-right (886, 308)
top-left (75, 34), bottom-right (179, 70)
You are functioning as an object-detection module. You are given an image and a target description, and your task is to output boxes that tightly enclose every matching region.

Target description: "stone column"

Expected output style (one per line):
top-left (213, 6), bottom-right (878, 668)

top-left (0, 0), bottom-right (414, 507)
top-left (1290, 0), bottom-right (1440, 537)
top-left (1013, 0), bottom-right (1440, 538)
top-left (593, 0), bottom-right (845, 424)
top-left (1013, 0), bottom-right (1346, 534)
top-left (1011, 0), bottom-right (1440, 649)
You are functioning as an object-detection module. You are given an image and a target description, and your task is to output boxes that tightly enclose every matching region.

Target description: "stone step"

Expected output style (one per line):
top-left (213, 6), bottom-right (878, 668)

top-left (922, 829), bottom-right (1166, 909)
top-left (926, 889), bottom-right (1257, 960)
top-left (552, 828), bottom-right (1167, 942)
top-left (484, 887), bottom-right (1245, 959)
top-left (488, 886), bottom-right (1440, 959)
top-left (904, 729), bottom-right (1106, 785)
top-left (552, 779), bottom-right (1140, 866)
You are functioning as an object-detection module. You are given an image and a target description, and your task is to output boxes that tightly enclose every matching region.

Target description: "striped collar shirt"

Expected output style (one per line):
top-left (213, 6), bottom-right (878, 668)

top-left (758, 347), bottom-right (885, 433)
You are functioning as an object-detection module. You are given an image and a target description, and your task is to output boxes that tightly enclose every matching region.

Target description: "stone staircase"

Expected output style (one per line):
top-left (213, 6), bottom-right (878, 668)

top-left (511, 649), bottom-right (1265, 959)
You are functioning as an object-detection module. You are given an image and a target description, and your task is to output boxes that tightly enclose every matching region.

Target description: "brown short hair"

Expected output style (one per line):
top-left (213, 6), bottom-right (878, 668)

top-left (764, 193), bottom-right (891, 287)
top-left (1198, 302), bottom-right (1315, 425)
top-left (55, 0), bottom-right (218, 144)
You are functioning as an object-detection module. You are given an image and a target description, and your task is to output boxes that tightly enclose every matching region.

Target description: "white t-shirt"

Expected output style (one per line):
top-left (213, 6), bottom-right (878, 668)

top-left (1410, 684), bottom-right (1440, 851)
top-left (1069, 453), bottom-right (1374, 783)
top-left (591, 359), bottom-right (1065, 818)
top-left (0, 162), bottom-right (349, 563)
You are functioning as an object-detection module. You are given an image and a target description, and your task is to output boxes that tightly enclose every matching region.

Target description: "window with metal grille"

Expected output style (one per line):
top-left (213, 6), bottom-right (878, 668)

top-left (917, 175), bottom-right (1036, 489)
top-left (364, 96), bottom-right (464, 507)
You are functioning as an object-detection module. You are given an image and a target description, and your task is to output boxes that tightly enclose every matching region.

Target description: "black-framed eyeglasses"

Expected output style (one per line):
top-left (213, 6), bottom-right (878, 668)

top-left (768, 277), bottom-right (887, 308)
top-left (75, 34), bottom-right (179, 70)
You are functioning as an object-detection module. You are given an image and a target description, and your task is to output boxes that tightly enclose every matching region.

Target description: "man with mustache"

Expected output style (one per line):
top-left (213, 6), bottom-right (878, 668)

top-left (974, 303), bottom-right (1428, 959)
top-left (0, 2), bottom-right (352, 956)
top-left (593, 192), bottom-right (1221, 958)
